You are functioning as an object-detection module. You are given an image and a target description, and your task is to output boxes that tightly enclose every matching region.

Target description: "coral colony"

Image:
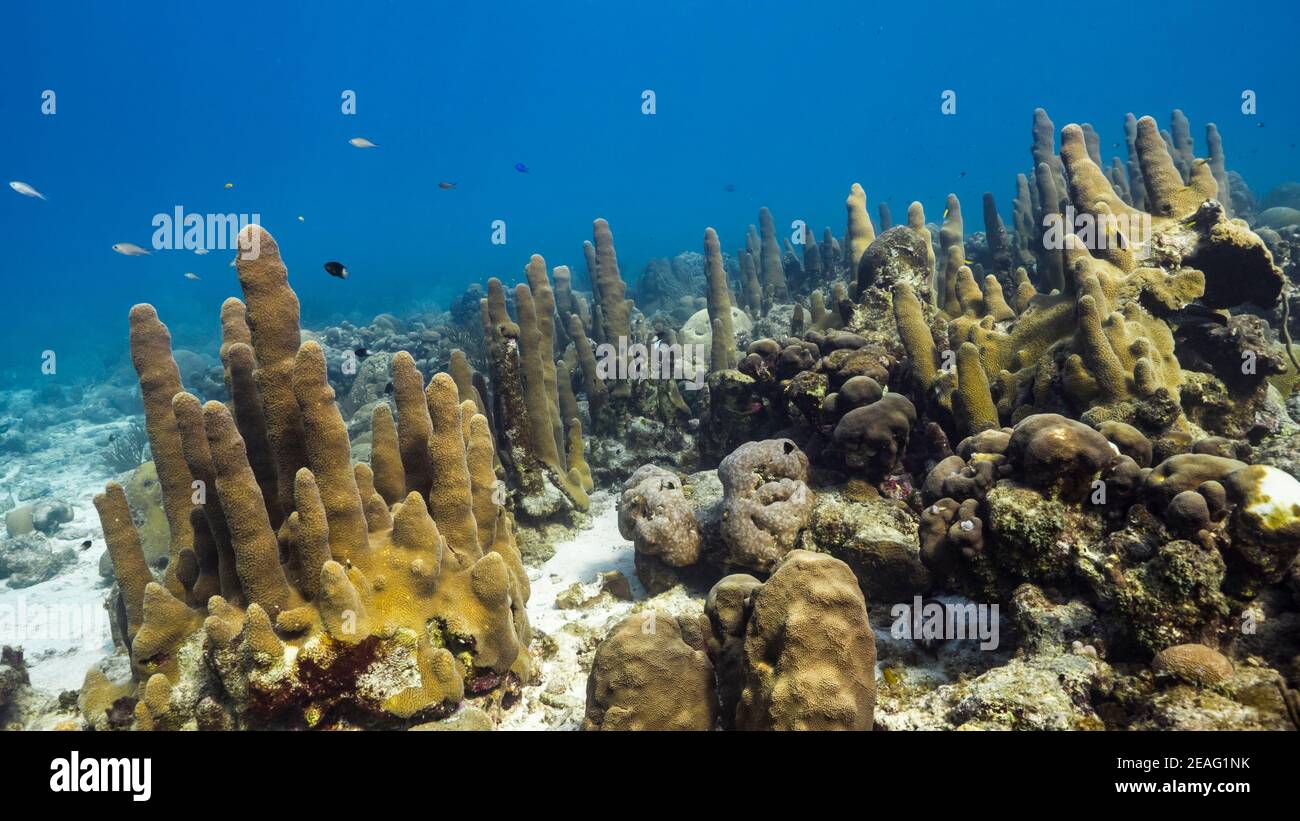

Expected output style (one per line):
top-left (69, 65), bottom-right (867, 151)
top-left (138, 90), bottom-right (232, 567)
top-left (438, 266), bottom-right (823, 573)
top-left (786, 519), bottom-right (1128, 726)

top-left (7, 107), bottom-right (1300, 734)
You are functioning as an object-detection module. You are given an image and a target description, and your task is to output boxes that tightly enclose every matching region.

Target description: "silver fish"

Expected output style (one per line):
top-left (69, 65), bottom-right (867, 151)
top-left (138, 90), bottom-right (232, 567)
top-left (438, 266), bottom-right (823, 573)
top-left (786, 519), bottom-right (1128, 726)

top-left (349, 137), bottom-right (378, 148)
top-left (9, 181), bottom-right (46, 200)
top-left (112, 243), bottom-right (151, 256)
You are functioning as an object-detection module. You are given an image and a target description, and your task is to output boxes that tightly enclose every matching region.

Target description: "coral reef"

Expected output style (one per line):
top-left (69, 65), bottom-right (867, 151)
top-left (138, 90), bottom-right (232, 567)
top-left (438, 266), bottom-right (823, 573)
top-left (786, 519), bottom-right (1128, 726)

top-left (25, 103), bottom-right (1297, 736)
top-left (583, 549), bottom-right (875, 730)
top-left (573, 107), bottom-right (1299, 733)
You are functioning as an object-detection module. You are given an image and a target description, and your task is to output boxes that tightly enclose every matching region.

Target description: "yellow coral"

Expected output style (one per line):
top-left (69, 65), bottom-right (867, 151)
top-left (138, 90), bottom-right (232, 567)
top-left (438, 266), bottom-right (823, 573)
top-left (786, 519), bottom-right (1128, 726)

top-left (88, 227), bottom-right (532, 730)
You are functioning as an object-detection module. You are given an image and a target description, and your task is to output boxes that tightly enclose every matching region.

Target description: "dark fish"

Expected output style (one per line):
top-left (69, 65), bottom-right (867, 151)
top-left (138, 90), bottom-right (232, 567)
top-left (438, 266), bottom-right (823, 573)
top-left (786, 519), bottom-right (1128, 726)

top-left (514, 162), bottom-right (529, 173)
top-left (438, 181), bottom-right (457, 190)
top-left (722, 183), bottom-right (736, 193)
top-left (324, 261), bottom-right (349, 279)
top-left (959, 171), bottom-right (966, 178)
top-left (81, 540), bottom-right (92, 550)
top-left (1258, 122), bottom-right (1265, 128)
top-left (108, 433), bottom-right (116, 442)
top-left (354, 347), bottom-right (370, 359)
top-left (384, 381), bottom-right (394, 395)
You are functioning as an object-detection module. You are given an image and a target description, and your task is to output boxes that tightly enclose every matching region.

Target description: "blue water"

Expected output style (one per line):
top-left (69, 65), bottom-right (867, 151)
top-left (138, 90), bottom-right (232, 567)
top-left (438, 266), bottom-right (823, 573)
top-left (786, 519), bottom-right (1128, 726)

top-left (3, 0), bottom-right (1297, 388)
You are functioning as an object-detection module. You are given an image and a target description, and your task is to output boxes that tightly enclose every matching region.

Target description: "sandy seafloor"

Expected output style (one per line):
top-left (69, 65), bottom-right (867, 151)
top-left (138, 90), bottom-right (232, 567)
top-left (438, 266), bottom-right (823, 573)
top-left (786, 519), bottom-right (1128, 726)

top-left (501, 491), bottom-right (705, 730)
top-left (0, 414), bottom-right (135, 709)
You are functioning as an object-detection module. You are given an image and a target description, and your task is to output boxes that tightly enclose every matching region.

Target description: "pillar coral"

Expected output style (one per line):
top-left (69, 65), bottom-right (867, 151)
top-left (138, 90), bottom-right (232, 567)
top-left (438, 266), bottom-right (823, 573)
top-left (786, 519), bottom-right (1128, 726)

top-left (890, 111), bottom-right (1280, 441)
top-left (83, 225), bottom-right (532, 730)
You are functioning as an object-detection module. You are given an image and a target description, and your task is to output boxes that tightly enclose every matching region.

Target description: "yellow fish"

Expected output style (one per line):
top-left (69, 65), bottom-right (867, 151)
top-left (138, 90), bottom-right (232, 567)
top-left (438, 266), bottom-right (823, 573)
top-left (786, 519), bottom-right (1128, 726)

top-left (224, 182), bottom-right (233, 189)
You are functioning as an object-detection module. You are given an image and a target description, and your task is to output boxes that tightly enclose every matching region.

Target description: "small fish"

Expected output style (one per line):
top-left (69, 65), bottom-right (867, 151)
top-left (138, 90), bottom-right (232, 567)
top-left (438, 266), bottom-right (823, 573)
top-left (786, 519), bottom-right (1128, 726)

top-left (1257, 122), bottom-right (1265, 128)
top-left (384, 381), bottom-right (394, 395)
top-left (297, 215), bottom-right (305, 222)
top-left (438, 181), bottom-right (457, 190)
top-left (958, 170), bottom-right (966, 178)
top-left (184, 272), bottom-right (200, 281)
top-left (108, 433), bottom-right (116, 442)
top-left (349, 137), bottom-right (378, 148)
top-left (722, 183), bottom-right (736, 193)
top-left (514, 162), bottom-right (529, 173)
top-left (9, 181), bottom-right (47, 200)
top-left (194, 248), bottom-right (209, 255)
top-left (324, 261), bottom-right (349, 279)
top-left (224, 182), bottom-right (234, 189)
top-left (113, 242), bottom-right (151, 256)
top-left (80, 540), bottom-right (92, 551)
top-left (942, 208), bottom-right (949, 219)
top-left (229, 258), bottom-right (237, 267)
top-left (354, 347), bottom-right (369, 359)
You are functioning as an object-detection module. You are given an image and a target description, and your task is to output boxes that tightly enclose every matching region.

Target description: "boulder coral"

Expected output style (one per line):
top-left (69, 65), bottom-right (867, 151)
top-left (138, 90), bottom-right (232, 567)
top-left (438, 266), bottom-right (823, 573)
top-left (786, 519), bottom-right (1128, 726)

top-left (582, 550), bottom-right (876, 731)
top-left (582, 611), bottom-right (716, 731)
top-left (617, 464), bottom-right (701, 567)
top-left (733, 550), bottom-right (877, 730)
top-left (717, 439), bottom-right (814, 573)
top-left (83, 225), bottom-right (531, 730)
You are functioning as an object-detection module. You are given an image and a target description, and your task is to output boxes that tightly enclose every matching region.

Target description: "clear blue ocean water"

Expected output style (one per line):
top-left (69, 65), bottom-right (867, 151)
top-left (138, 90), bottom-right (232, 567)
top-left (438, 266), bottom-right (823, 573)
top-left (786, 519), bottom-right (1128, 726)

top-left (3, 0), bottom-right (1296, 388)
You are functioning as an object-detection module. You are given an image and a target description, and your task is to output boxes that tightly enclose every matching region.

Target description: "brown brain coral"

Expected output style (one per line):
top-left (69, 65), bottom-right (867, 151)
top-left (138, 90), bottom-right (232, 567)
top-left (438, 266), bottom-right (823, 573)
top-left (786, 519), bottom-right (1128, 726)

top-left (1151, 644), bottom-right (1234, 687)
top-left (1005, 413), bottom-right (1118, 503)
top-left (84, 225), bottom-right (531, 730)
top-left (735, 550), bottom-right (877, 730)
top-left (582, 611), bottom-right (716, 731)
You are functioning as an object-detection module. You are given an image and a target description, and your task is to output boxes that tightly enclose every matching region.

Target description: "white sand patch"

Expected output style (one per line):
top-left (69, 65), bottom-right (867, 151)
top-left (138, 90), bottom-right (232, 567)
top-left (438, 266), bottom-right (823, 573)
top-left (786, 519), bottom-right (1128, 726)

top-left (499, 490), bottom-right (701, 730)
top-left (1, 413), bottom-right (131, 697)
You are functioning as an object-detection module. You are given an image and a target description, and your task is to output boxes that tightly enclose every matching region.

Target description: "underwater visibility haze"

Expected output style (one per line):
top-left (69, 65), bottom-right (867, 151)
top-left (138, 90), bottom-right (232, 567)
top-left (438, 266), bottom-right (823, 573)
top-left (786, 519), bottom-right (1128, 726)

top-left (2, 0), bottom-right (1300, 753)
